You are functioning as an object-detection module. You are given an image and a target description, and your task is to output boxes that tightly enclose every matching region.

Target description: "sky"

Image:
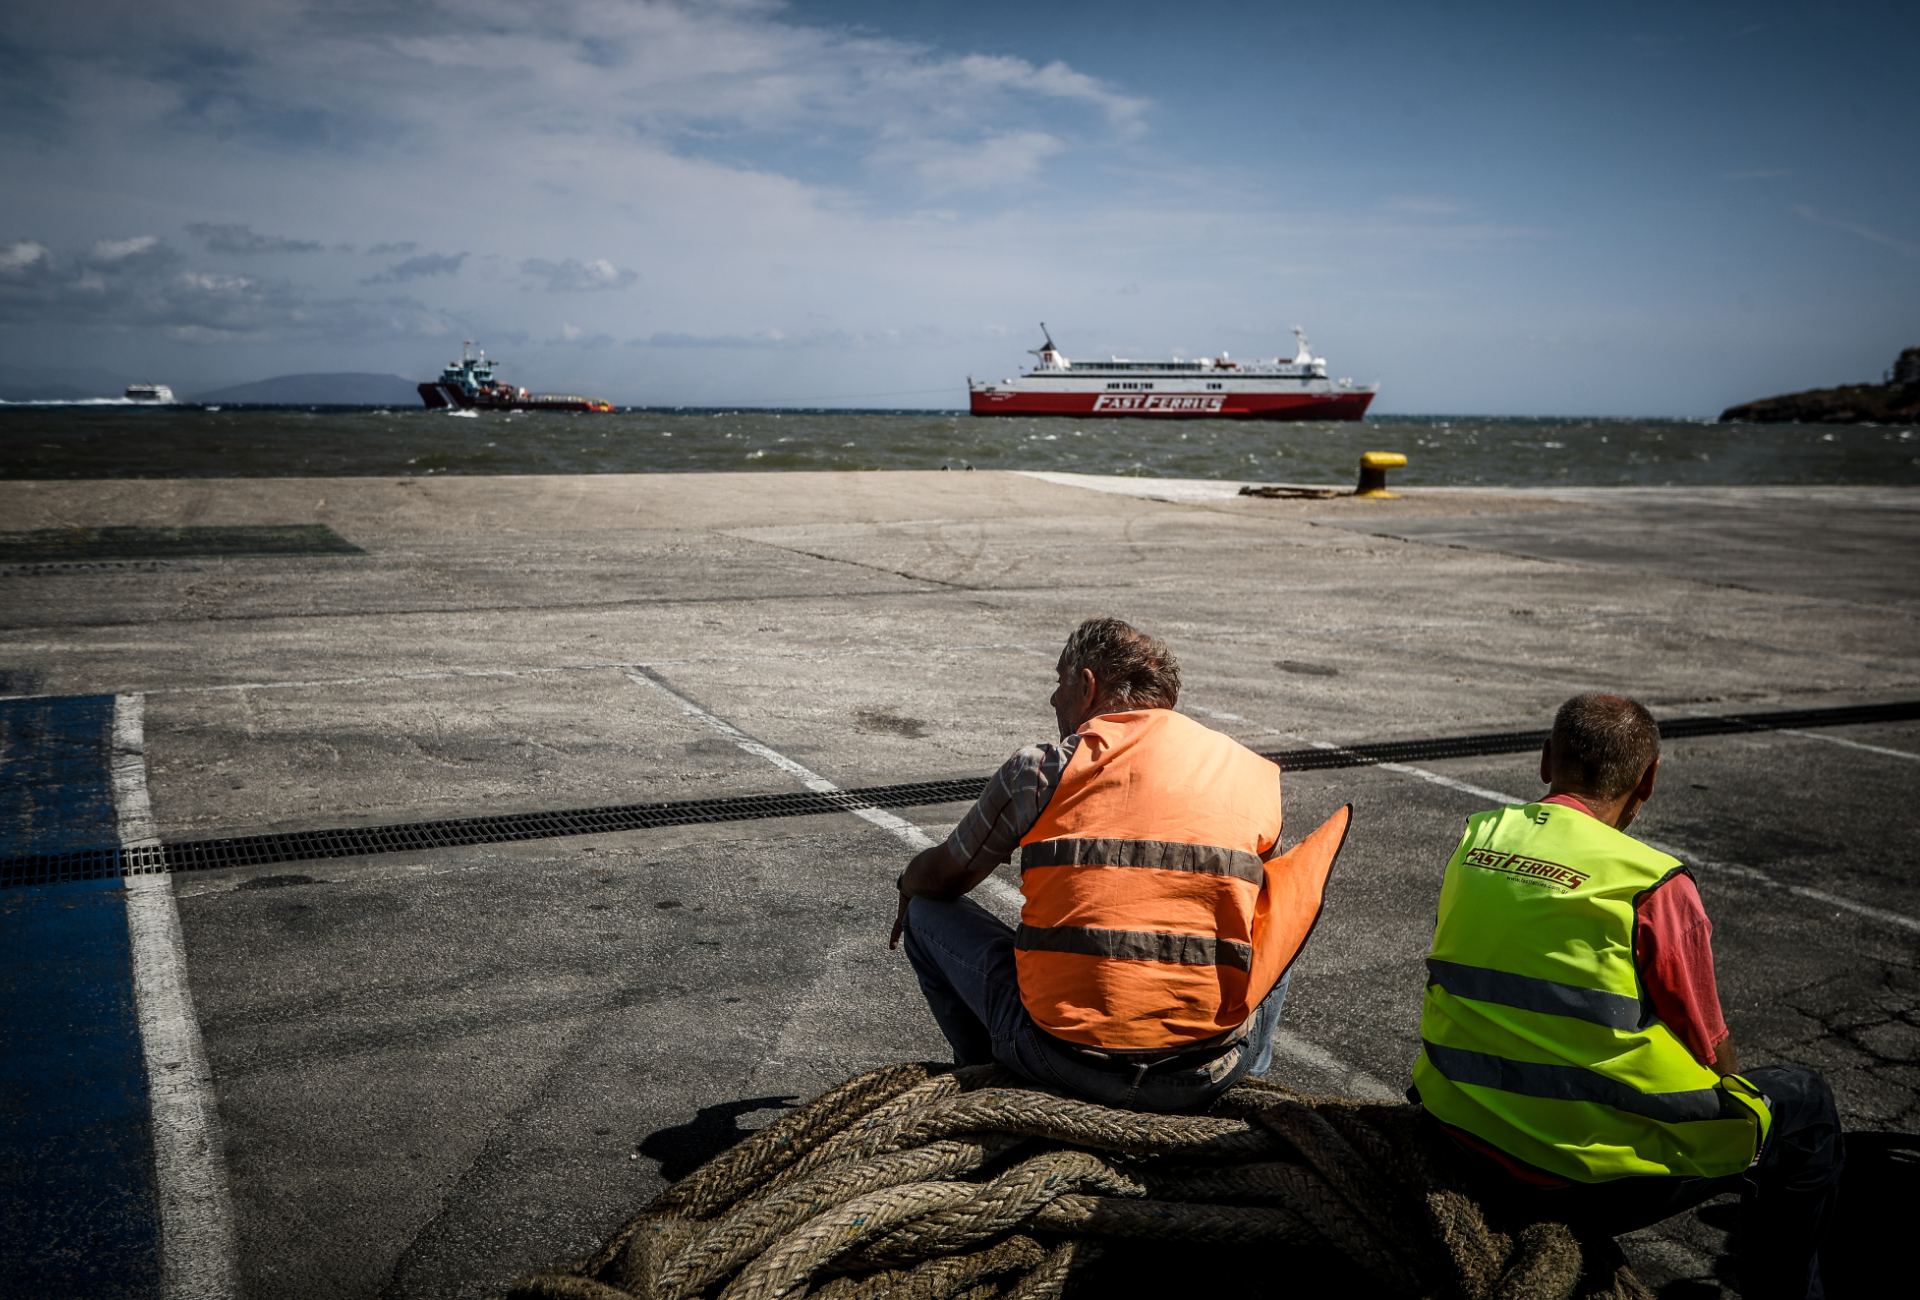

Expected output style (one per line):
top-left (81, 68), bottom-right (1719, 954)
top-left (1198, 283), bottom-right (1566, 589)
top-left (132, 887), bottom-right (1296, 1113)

top-left (0, 0), bottom-right (1914, 414)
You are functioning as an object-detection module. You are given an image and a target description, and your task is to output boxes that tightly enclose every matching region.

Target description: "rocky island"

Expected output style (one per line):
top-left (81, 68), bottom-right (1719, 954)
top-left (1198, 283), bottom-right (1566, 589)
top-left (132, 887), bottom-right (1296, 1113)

top-left (1719, 347), bottom-right (1920, 423)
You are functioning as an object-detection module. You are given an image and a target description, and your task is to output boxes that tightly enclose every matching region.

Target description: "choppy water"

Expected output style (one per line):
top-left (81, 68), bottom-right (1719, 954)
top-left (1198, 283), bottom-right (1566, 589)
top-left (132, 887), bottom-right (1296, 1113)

top-left (2, 404), bottom-right (1916, 487)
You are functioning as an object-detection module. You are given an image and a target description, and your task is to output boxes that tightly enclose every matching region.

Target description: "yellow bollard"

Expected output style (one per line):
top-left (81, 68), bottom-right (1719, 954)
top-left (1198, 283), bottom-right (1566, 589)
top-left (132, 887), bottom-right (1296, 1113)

top-left (1354, 451), bottom-right (1407, 498)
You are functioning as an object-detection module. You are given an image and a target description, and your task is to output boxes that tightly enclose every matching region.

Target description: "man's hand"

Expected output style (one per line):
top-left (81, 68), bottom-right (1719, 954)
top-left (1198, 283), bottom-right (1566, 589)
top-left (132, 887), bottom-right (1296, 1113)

top-left (888, 875), bottom-right (911, 950)
top-left (889, 839), bottom-right (995, 950)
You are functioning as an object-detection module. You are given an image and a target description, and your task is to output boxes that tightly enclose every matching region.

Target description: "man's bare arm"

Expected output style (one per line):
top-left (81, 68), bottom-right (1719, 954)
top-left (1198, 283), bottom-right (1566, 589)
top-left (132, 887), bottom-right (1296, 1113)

top-left (1713, 1034), bottom-right (1741, 1078)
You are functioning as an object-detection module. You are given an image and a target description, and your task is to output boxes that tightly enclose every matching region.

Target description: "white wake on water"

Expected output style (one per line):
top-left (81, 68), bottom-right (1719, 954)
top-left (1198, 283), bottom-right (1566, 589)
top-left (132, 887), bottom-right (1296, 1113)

top-left (0, 397), bottom-right (175, 407)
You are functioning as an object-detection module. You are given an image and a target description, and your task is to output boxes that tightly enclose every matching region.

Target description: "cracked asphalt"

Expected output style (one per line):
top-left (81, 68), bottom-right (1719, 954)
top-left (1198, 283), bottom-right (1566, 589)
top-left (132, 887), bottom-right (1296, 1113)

top-left (1, 471), bottom-right (1915, 1298)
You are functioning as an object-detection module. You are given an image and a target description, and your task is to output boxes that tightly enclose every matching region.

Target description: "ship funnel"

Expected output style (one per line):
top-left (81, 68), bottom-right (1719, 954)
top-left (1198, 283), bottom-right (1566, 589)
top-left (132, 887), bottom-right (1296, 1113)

top-left (1029, 322), bottom-right (1066, 368)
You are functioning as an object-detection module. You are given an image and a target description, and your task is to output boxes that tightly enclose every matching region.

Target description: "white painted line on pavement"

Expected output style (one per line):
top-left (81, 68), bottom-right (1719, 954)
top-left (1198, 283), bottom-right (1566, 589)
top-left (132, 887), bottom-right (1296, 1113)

top-left (1671, 854), bottom-right (1920, 936)
top-left (111, 692), bottom-right (161, 850)
top-left (113, 693), bottom-right (240, 1300)
top-left (1774, 728), bottom-right (1920, 763)
top-left (622, 667), bottom-right (1022, 911)
top-left (1189, 704), bottom-right (1920, 938)
top-left (1663, 706), bottom-right (1920, 766)
top-left (1269, 1030), bottom-right (1403, 1102)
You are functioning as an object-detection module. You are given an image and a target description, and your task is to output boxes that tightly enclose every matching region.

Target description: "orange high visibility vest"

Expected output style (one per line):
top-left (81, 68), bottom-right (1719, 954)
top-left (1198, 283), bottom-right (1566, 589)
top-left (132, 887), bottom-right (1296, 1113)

top-left (1016, 709), bottom-right (1351, 1050)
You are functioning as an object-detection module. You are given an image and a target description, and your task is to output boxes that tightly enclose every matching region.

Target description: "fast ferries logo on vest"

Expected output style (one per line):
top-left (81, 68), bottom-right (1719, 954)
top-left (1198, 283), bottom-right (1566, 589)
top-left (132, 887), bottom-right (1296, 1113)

top-left (1461, 847), bottom-right (1590, 891)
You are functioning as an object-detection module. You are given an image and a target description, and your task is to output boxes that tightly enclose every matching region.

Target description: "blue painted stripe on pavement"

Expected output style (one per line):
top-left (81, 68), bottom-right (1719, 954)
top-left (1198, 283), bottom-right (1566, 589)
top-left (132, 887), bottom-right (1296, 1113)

top-left (0, 695), bottom-right (161, 1297)
top-left (1, 693), bottom-right (122, 856)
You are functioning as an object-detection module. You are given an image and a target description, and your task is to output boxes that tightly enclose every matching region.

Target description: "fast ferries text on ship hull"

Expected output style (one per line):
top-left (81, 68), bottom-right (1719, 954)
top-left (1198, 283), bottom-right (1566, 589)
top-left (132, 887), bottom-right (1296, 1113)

top-left (969, 326), bottom-right (1376, 420)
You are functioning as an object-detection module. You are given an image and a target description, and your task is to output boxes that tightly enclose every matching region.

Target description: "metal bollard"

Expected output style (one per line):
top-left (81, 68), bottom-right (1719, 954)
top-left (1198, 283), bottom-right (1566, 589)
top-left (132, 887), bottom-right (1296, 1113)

top-left (1355, 451), bottom-right (1406, 498)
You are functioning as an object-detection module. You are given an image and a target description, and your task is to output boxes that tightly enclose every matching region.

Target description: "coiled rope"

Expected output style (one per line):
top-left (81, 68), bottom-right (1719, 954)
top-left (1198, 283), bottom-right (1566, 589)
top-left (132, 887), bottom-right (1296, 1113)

top-left (506, 1062), bottom-right (1649, 1300)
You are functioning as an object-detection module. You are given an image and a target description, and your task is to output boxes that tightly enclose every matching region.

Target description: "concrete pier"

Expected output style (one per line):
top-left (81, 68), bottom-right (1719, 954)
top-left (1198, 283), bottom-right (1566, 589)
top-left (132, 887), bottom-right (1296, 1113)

top-left (2, 471), bottom-right (1916, 1297)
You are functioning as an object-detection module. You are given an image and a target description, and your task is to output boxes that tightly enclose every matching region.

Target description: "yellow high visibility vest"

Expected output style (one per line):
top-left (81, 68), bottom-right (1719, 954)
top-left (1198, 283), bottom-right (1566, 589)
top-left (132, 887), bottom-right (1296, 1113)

top-left (1412, 803), bottom-right (1770, 1181)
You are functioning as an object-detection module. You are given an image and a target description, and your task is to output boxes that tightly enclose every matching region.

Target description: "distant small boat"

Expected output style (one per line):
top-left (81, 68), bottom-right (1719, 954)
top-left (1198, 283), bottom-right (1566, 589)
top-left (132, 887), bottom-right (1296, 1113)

top-left (417, 342), bottom-right (614, 412)
top-left (124, 383), bottom-right (176, 403)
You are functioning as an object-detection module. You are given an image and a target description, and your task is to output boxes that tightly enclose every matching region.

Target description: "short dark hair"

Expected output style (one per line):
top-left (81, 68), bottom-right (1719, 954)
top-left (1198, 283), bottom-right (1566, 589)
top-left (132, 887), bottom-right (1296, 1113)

top-left (1550, 693), bottom-right (1660, 798)
top-left (1058, 617), bottom-right (1181, 711)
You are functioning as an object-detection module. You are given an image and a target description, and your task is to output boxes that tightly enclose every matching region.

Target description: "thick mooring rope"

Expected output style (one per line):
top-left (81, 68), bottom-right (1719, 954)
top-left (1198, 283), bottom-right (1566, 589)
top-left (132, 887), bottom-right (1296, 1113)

top-left (506, 1063), bottom-right (1649, 1300)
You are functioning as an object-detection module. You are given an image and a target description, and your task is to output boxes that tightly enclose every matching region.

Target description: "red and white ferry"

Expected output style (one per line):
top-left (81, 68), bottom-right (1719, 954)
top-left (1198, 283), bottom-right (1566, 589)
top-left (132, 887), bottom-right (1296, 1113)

top-left (969, 325), bottom-right (1376, 420)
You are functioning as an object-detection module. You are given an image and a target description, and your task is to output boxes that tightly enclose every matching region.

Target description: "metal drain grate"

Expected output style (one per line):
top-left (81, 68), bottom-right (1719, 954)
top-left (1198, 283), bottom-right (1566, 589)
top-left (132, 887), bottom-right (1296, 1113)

top-left (3, 699), bottom-right (1915, 887)
top-left (0, 524), bottom-right (362, 564)
top-left (1270, 699), bottom-right (1920, 771)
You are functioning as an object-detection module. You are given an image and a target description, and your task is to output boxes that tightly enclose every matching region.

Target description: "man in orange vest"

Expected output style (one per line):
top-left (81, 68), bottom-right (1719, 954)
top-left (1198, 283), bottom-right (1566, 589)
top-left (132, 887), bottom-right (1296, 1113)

top-left (889, 617), bottom-right (1349, 1110)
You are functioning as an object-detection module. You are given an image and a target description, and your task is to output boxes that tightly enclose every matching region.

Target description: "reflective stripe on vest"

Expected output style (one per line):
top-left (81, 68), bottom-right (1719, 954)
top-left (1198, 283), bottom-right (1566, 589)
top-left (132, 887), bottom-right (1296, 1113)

top-left (1014, 709), bottom-right (1347, 1050)
top-left (1421, 1041), bottom-right (1733, 1124)
top-left (1017, 924), bottom-right (1254, 971)
top-left (1425, 958), bottom-right (1645, 1031)
top-left (1019, 836), bottom-right (1266, 884)
top-left (1412, 804), bottom-right (1771, 1182)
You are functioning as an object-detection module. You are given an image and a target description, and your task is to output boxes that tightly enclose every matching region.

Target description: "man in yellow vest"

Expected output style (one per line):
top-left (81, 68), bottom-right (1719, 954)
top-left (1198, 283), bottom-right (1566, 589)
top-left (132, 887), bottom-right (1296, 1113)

top-left (889, 617), bottom-right (1349, 1111)
top-left (1412, 693), bottom-right (1843, 1299)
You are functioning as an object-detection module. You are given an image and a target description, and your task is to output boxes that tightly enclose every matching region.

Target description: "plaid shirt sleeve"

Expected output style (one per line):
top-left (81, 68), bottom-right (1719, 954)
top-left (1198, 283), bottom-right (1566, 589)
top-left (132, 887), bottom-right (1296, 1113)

top-left (944, 735), bottom-right (1078, 872)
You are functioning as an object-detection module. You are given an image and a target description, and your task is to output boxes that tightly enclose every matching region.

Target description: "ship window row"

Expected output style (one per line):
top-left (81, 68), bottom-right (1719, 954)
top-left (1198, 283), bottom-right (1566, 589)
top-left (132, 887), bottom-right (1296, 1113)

top-left (1104, 382), bottom-right (1156, 391)
top-left (1076, 361), bottom-right (1205, 371)
top-left (1061, 367), bottom-right (1306, 377)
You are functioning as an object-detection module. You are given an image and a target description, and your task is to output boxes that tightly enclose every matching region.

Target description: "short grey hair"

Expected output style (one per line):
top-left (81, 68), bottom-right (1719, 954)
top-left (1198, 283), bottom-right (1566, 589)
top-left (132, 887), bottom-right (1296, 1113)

top-left (1550, 693), bottom-right (1661, 798)
top-left (1057, 617), bottom-right (1181, 711)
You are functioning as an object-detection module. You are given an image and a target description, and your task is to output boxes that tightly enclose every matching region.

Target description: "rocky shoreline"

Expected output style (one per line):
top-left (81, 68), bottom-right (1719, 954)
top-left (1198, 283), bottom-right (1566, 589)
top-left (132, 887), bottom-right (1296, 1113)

top-left (1720, 347), bottom-right (1920, 424)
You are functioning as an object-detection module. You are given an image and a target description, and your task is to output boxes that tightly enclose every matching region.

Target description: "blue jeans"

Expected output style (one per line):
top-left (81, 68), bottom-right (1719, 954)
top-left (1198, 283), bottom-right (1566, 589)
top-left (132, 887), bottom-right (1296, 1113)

top-left (1449, 1064), bottom-right (1843, 1300)
top-left (902, 894), bottom-right (1290, 1112)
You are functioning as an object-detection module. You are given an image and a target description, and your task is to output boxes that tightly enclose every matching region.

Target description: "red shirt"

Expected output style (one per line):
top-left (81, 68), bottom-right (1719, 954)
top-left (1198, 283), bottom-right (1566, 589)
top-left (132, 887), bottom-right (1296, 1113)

top-left (1540, 794), bottom-right (1729, 1069)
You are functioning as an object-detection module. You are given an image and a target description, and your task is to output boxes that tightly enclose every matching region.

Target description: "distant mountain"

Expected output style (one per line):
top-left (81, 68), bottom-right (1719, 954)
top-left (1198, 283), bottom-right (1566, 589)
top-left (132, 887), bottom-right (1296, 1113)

top-left (190, 372), bottom-right (422, 406)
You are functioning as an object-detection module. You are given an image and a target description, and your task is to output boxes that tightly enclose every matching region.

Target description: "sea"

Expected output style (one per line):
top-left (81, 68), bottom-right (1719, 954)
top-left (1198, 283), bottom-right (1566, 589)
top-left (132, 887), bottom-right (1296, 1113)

top-left (2, 403), bottom-right (1916, 487)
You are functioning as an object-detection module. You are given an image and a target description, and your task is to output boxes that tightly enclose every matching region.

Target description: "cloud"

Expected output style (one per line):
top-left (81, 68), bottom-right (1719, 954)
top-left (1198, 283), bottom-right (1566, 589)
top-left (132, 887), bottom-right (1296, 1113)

top-left (898, 131), bottom-right (1067, 194)
top-left (548, 320), bottom-right (614, 348)
top-left (521, 256), bottom-right (638, 292)
top-left (362, 251), bottom-right (468, 284)
top-left (950, 55), bottom-right (1146, 131)
top-left (185, 221), bottom-right (324, 254)
top-left (0, 234), bottom-right (457, 341)
top-left (91, 235), bottom-right (164, 262)
top-left (367, 240), bottom-right (418, 255)
top-left (1793, 205), bottom-right (1918, 260)
top-left (0, 241), bottom-right (50, 274)
top-left (5, 2), bottom-right (1147, 190)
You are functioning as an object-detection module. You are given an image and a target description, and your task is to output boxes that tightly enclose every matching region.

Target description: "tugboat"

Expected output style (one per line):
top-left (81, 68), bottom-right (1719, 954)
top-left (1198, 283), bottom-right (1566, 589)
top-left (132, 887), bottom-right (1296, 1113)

top-left (417, 342), bottom-right (614, 412)
top-left (969, 325), bottom-right (1376, 420)
top-left (124, 383), bottom-right (176, 403)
